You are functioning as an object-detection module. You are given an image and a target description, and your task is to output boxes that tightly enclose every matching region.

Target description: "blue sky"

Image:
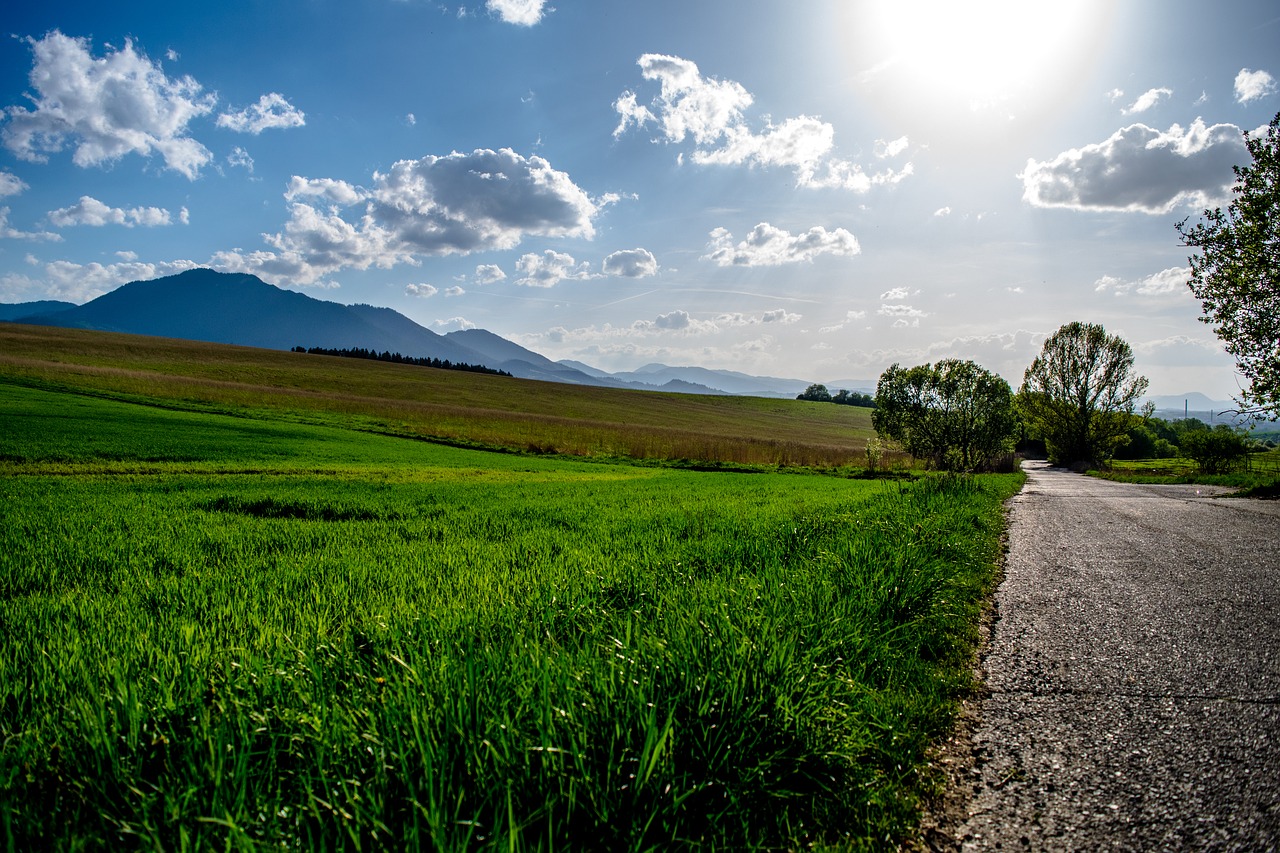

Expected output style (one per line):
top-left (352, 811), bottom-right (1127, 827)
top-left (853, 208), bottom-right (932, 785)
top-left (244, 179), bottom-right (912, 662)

top-left (1, 1), bottom-right (1277, 398)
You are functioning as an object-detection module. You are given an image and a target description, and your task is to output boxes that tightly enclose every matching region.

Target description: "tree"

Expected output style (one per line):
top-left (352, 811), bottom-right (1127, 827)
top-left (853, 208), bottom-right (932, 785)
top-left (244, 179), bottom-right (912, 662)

top-left (797, 383), bottom-right (832, 402)
top-left (1176, 111), bottom-right (1280, 419)
top-left (872, 359), bottom-right (1016, 471)
top-left (1018, 322), bottom-right (1149, 467)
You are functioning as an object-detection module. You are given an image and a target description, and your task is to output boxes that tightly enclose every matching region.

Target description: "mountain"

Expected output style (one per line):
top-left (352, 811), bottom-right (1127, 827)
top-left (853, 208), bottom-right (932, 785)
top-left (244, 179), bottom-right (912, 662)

top-left (17, 269), bottom-right (487, 365)
top-left (0, 300), bottom-right (77, 321)
top-left (609, 363), bottom-right (813, 397)
top-left (8, 269), bottom-right (905, 400)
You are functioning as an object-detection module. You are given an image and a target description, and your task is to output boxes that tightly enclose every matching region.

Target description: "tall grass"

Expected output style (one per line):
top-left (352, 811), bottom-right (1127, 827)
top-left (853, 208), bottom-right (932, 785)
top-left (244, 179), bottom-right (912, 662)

top-left (1, 381), bottom-right (1020, 849)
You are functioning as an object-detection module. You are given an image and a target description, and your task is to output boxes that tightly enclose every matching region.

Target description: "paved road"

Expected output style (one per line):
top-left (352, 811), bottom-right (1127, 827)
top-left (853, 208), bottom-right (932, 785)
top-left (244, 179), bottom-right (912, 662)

top-left (955, 461), bottom-right (1280, 851)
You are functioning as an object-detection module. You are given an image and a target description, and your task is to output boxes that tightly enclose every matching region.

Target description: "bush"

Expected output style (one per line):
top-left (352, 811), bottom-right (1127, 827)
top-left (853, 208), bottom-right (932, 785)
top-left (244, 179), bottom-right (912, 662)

top-left (1180, 427), bottom-right (1251, 474)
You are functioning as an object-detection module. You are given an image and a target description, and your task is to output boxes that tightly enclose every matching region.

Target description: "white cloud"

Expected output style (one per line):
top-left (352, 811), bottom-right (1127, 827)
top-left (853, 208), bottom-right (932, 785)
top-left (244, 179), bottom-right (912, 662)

top-left (1122, 87), bottom-right (1172, 115)
top-left (933, 206), bottom-right (951, 217)
top-left (1020, 119), bottom-right (1247, 214)
top-left (474, 263), bottom-right (507, 284)
top-left (515, 249), bottom-right (595, 287)
top-left (879, 287), bottom-right (909, 301)
top-left (0, 208), bottom-right (62, 242)
top-left (1234, 68), bottom-right (1276, 104)
top-left (216, 93), bottom-right (305, 134)
top-left (284, 176), bottom-right (364, 205)
top-left (444, 285), bottom-right (465, 297)
top-left (602, 247), bottom-right (658, 278)
top-left (116, 250), bottom-right (137, 261)
top-left (877, 303), bottom-right (926, 327)
top-left (2, 31), bottom-right (217, 179)
top-left (431, 316), bottom-right (476, 332)
top-left (1106, 88), bottom-right (1124, 101)
top-left (22, 258), bottom-right (200, 301)
top-left (702, 222), bottom-right (860, 267)
top-left (405, 283), bottom-right (438, 297)
top-left (405, 113), bottom-right (416, 126)
top-left (47, 195), bottom-right (174, 228)
top-left (875, 136), bottom-right (909, 158)
top-left (1094, 266), bottom-right (1190, 297)
top-left (486, 0), bottom-right (547, 26)
top-left (215, 149), bottom-right (597, 286)
top-left (615, 54), bottom-right (910, 192)
top-left (227, 146), bottom-right (254, 172)
top-left (0, 172), bottom-right (28, 198)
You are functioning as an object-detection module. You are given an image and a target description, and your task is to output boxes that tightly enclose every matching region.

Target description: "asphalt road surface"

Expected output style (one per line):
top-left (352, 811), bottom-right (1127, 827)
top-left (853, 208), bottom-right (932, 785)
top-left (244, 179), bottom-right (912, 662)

top-left (955, 461), bottom-right (1280, 851)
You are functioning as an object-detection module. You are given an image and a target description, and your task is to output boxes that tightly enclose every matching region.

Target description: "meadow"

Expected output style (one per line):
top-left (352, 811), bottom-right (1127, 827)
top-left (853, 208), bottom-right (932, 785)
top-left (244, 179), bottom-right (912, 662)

top-left (0, 324), bottom-right (881, 468)
top-left (0, 328), bottom-right (1022, 849)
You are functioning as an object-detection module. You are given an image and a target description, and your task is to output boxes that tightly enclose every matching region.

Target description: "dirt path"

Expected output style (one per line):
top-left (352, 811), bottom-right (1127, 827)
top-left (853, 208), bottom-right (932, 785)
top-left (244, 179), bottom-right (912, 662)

top-left (948, 461), bottom-right (1280, 851)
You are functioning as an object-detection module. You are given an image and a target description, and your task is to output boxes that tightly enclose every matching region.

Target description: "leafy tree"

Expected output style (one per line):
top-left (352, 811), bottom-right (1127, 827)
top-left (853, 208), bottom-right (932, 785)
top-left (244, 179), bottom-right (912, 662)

top-left (1018, 322), bottom-right (1149, 466)
top-left (872, 359), bottom-right (1016, 471)
top-left (831, 389), bottom-right (876, 408)
top-left (797, 383), bottom-right (832, 402)
top-left (1180, 425), bottom-right (1250, 474)
top-left (1176, 111), bottom-right (1280, 419)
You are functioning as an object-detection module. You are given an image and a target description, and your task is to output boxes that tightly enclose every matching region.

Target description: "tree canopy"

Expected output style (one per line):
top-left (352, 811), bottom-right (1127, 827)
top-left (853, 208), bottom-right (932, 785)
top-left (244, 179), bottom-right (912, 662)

top-left (1176, 111), bottom-right (1280, 419)
top-left (872, 359), bottom-right (1016, 471)
top-left (1018, 322), bottom-right (1148, 466)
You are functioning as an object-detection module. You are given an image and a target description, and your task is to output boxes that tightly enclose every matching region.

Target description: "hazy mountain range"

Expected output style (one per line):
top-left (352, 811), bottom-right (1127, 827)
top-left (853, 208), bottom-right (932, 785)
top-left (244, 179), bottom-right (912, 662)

top-left (1, 269), bottom-right (1241, 411)
top-left (2, 269), bottom-right (847, 398)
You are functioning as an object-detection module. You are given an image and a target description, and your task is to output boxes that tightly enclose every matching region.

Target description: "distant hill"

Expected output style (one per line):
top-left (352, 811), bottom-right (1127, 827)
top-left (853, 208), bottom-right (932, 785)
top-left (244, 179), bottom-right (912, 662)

top-left (0, 300), bottom-right (77, 321)
top-left (16, 269), bottom-right (487, 365)
top-left (610, 363), bottom-right (814, 398)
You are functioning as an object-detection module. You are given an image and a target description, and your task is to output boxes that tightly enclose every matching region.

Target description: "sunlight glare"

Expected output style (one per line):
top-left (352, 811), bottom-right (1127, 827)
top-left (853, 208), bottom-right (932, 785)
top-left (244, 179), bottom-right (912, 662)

top-left (863, 0), bottom-right (1108, 112)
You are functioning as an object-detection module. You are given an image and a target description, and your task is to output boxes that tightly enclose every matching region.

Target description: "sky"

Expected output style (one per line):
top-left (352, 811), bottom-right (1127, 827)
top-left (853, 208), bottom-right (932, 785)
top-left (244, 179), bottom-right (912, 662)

top-left (1, 1), bottom-right (1277, 399)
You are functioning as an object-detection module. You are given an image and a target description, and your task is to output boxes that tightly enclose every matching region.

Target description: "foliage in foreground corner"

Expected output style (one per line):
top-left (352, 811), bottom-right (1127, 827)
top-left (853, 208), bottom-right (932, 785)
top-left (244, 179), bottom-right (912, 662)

top-left (1177, 111), bottom-right (1280, 421)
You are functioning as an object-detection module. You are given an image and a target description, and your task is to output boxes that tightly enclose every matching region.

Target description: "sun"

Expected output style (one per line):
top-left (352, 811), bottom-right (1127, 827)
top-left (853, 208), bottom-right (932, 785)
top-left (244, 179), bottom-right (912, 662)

top-left (854, 0), bottom-right (1111, 116)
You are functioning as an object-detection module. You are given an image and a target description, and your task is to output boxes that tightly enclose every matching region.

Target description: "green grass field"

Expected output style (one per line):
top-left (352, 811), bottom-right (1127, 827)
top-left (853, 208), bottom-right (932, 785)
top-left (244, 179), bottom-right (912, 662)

top-left (1091, 449), bottom-right (1280, 495)
top-left (0, 324), bottom-right (881, 468)
top-left (1, 329), bottom-right (1023, 849)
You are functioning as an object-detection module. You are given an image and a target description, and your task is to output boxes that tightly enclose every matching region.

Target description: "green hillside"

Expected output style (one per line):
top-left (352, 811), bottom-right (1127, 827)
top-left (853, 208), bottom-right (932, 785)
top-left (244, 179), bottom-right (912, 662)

top-left (0, 323), bottom-right (876, 467)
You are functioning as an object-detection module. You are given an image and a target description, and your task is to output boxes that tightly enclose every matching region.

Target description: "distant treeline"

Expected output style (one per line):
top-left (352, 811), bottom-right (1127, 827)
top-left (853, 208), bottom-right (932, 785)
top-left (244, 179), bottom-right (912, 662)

top-left (796, 383), bottom-right (875, 408)
top-left (293, 346), bottom-right (511, 377)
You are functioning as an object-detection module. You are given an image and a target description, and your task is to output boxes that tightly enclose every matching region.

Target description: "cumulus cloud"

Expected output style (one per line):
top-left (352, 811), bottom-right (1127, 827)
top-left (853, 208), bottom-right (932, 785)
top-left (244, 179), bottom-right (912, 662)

top-left (1234, 68), bottom-right (1276, 103)
top-left (879, 287), bottom-right (909, 301)
top-left (0, 172), bottom-right (28, 197)
top-left (405, 283), bottom-right (438, 297)
top-left (215, 148), bottom-right (598, 286)
top-left (1122, 87), bottom-right (1172, 115)
top-left (614, 54), bottom-right (911, 191)
top-left (933, 206), bottom-right (951, 217)
top-left (217, 92), bottom-right (304, 134)
top-left (703, 222), bottom-right (860, 267)
top-left (602, 247), bottom-right (658, 278)
top-left (2, 31), bottom-right (217, 178)
top-left (444, 285), bottom-right (465, 297)
top-left (877, 303), bottom-right (926, 327)
top-left (486, 0), bottom-right (547, 25)
top-left (430, 316), bottom-right (476, 332)
top-left (1094, 266), bottom-right (1191, 297)
top-left (515, 249), bottom-right (595, 287)
top-left (47, 195), bottom-right (175, 228)
top-left (18, 258), bottom-right (200, 301)
top-left (1019, 119), bottom-right (1247, 214)
top-left (474, 263), bottom-right (507, 284)
top-left (0, 208), bottom-right (61, 241)
top-left (284, 176), bottom-right (364, 206)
